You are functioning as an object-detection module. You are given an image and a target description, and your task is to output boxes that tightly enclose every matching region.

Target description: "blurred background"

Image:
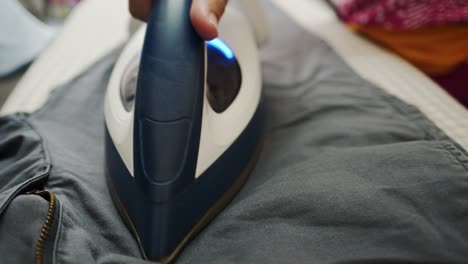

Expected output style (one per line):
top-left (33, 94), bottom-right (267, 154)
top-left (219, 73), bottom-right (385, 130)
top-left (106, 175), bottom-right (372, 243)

top-left (0, 0), bottom-right (81, 106)
top-left (20, 0), bottom-right (82, 24)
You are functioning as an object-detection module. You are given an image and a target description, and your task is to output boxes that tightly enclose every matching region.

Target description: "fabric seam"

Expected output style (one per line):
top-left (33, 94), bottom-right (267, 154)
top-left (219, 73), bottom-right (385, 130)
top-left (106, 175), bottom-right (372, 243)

top-left (441, 142), bottom-right (468, 173)
top-left (51, 199), bottom-right (63, 264)
top-left (0, 114), bottom-right (51, 214)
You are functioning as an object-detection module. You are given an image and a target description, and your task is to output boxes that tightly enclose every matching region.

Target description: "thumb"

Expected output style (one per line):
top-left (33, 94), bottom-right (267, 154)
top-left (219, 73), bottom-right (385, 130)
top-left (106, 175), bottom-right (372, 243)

top-left (190, 0), bottom-right (228, 40)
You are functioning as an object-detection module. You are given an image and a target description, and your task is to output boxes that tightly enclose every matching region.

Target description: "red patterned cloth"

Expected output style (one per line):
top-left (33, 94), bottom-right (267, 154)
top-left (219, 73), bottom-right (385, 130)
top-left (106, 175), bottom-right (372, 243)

top-left (336, 0), bottom-right (468, 29)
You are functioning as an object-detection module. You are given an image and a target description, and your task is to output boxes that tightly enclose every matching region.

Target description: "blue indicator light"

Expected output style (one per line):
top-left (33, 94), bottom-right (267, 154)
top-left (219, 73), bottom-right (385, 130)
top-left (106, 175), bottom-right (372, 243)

top-left (207, 38), bottom-right (234, 60)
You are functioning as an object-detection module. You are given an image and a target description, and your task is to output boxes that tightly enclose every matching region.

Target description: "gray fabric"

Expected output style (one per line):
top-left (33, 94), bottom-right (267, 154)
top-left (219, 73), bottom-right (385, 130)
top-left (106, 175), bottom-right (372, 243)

top-left (0, 114), bottom-right (50, 214)
top-left (1, 2), bottom-right (468, 263)
top-left (0, 195), bottom-right (49, 263)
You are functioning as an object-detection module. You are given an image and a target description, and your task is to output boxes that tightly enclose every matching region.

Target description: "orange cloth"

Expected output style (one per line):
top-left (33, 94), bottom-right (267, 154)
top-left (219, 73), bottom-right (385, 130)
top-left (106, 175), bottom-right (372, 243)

top-left (349, 24), bottom-right (468, 76)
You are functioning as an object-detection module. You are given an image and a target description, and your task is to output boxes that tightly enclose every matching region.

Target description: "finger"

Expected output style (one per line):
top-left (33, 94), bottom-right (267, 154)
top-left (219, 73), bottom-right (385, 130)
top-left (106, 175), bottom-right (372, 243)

top-left (129, 0), bottom-right (152, 22)
top-left (190, 0), bottom-right (228, 40)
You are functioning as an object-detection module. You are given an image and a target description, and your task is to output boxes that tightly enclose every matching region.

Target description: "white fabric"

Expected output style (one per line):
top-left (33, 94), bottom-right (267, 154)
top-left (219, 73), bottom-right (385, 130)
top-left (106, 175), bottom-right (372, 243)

top-left (271, 0), bottom-right (468, 150)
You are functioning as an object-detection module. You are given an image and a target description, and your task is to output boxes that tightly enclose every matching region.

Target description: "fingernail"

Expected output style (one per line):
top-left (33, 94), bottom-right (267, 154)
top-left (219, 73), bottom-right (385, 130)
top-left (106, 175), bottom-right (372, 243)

top-left (208, 12), bottom-right (218, 29)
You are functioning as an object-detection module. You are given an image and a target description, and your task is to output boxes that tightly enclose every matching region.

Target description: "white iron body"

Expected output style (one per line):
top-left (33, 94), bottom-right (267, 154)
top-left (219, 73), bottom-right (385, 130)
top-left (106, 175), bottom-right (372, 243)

top-left (105, 5), bottom-right (267, 178)
top-left (104, 1), bottom-right (269, 261)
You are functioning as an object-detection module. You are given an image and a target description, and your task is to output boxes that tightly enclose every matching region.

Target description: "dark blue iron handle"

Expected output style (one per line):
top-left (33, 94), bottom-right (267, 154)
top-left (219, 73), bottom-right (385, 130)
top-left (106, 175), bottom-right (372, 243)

top-left (134, 0), bottom-right (205, 202)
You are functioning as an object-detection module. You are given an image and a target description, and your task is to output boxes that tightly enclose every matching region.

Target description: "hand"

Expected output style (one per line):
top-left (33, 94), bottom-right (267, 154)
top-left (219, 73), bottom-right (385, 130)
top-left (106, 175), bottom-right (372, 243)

top-left (129, 0), bottom-right (228, 40)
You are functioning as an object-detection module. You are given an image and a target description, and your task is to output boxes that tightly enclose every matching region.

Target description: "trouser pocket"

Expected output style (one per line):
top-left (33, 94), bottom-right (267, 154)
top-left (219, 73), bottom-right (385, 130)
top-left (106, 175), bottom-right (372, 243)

top-left (0, 114), bottom-right (51, 217)
top-left (0, 115), bottom-right (58, 264)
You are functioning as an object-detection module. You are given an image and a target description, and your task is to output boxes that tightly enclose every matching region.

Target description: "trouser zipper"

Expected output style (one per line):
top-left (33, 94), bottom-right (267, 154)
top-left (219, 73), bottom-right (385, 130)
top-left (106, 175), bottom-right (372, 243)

top-left (27, 190), bottom-right (57, 264)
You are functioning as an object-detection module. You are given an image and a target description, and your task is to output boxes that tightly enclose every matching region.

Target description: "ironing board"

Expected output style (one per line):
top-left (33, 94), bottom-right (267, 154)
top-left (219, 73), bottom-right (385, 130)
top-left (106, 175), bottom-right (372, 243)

top-left (2, 0), bottom-right (467, 151)
top-left (1, 1), bottom-right (468, 263)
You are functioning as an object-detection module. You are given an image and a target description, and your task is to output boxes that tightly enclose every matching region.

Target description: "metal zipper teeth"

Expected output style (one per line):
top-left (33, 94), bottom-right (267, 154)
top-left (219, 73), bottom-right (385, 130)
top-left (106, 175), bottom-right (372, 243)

top-left (33, 190), bottom-right (57, 264)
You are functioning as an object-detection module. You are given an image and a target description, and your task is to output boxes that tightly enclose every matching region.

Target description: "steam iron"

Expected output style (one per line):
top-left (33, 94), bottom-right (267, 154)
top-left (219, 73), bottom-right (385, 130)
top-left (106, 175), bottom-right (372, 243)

top-left (104, 0), bottom-right (269, 262)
